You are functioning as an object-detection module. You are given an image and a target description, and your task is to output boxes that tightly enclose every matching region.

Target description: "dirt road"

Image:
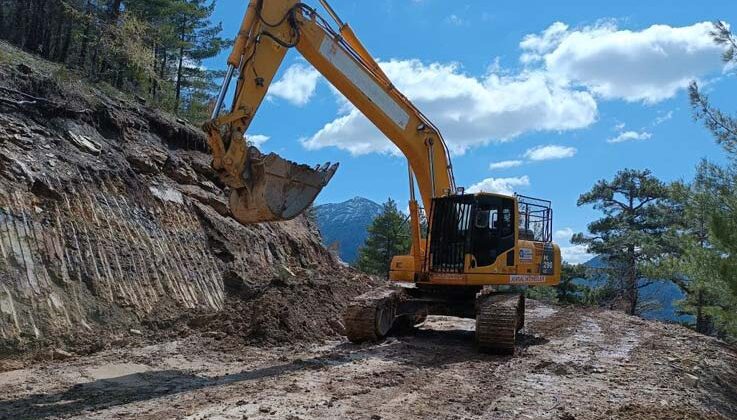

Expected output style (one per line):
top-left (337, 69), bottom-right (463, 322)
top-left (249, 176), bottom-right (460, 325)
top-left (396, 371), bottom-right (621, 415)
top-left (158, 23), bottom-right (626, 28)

top-left (1, 301), bottom-right (735, 420)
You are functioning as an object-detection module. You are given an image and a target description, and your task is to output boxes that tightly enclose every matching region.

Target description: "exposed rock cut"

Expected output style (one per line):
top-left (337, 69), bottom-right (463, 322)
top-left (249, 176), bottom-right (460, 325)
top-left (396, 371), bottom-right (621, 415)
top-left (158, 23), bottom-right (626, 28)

top-left (0, 42), bottom-right (374, 355)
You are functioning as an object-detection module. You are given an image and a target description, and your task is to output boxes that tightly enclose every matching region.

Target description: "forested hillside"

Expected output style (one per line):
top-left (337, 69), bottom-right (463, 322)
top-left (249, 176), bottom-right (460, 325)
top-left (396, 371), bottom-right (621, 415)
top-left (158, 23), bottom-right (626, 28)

top-left (0, 0), bottom-right (227, 122)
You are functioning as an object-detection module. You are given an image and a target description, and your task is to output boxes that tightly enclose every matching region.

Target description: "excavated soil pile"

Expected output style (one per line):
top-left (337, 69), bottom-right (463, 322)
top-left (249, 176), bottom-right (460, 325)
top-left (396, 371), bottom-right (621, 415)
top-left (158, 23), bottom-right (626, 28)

top-left (0, 42), bottom-right (375, 357)
top-left (149, 268), bottom-right (378, 347)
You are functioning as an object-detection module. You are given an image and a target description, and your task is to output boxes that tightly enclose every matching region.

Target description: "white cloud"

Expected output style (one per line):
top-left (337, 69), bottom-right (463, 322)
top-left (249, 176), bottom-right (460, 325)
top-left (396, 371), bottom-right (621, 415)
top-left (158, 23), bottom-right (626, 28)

top-left (490, 160), bottom-right (524, 170)
top-left (467, 176), bottom-right (530, 196)
top-left (561, 244), bottom-right (594, 265)
top-left (298, 20), bottom-right (728, 157)
top-left (446, 14), bottom-right (465, 26)
top-left (653, 110), bottom-right (674, 125)
top-left (555, 227), bottom-right (575, 241)
top-left (247, 134), bottom-right (270, 147)
top-left (524, 145), bottom-right (577, 161)
top-left (522, 21), bottom-right (727, 103)
top-left (520, 22), bottom-right (570, 64)
top-left (268, 64), bottom-right (320, 106)
top-left (302, 60), bottom-right (597, 156)
top-left (608, 130), bottom-right (652, 144)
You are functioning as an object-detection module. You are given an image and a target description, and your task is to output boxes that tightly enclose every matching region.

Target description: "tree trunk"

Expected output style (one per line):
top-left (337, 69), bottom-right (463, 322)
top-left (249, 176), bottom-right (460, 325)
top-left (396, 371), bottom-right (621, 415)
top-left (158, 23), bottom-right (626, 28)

top-left (14, 1), bottom-right (29, 46)
top-left (696, 289), bottom-right (707, 333)
top-left (51, 3), bottom-right (66, 61)
top-left (0, 0), bottom-right (5, 40)
top-left (174, 37), bottom-right (185, 114)
top-left (22, 0), bottom-right (35, 49)
top-left (91, 42), bottom-right (101, 79)
top-left (41, 1), bottom-right (57, 59)
top-left (58, 22), bottom-right (73, 63)
top-left (151, 43), bottom-right (159, 98)
top-left (77, 0), bottom-right (93, 68)
top-left (626, 245), bottom-right (637, 315)
top-left (27, 0), bottom-right (45, 53)
top-left (159, 49), bottom-right (168, 79)
top-left (99, 0), bottom-right (124, 83)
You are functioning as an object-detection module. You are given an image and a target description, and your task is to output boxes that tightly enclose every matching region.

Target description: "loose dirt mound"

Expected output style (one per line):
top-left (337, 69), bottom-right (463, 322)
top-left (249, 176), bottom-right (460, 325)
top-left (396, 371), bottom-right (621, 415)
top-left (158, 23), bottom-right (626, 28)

top-left (0, 41), bottom-right (374, 357)
top-left (191, 270), bottom-right (377, 346)
top-left (146, 268), bottom-right (380, 347)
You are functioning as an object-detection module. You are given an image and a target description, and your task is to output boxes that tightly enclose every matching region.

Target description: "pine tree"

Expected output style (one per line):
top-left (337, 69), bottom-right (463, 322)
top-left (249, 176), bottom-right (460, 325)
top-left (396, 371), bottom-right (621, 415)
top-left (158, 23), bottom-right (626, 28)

top-left (663, 166), bottom-right (735, 335)
top-left (170, 0), bottom-right (227, 116)
top-left (124, 0), bottom-right (179, 103)
top-left (685, 21), bottom-right (737, 339)
top-left (355, 199), bottom-right (410, 277)
top-left (572, 169), bottom-right (680, 315)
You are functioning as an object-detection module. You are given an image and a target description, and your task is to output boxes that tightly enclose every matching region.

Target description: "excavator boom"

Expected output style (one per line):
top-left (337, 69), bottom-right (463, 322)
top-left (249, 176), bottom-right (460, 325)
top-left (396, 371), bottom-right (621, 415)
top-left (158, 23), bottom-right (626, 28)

top-left (204, 0), bottom-right (454, 226)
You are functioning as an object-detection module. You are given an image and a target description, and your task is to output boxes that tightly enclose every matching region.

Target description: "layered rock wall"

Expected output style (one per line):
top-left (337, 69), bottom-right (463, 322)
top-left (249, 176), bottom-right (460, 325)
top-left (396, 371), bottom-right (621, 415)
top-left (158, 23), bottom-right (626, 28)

top-left (0, 42), bottom-right (350, 352)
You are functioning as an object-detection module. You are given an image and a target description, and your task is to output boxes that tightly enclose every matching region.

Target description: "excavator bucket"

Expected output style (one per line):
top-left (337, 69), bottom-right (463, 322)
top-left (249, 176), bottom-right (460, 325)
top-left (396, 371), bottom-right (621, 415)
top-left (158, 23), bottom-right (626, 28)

top-left (228, 146), bottom-right (339, 224)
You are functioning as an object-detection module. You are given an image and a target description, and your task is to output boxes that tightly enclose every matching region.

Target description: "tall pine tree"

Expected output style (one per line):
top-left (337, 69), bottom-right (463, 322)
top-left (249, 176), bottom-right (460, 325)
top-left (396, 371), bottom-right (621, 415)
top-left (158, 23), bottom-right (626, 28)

top-left (170, 0), bottom-right (227, 117)
top-left (573, 169), bottom-right (680, 315)
top-left (667, 165), bottom-right (737, 336)
top-left (685, 21), bottom-right (737, 338)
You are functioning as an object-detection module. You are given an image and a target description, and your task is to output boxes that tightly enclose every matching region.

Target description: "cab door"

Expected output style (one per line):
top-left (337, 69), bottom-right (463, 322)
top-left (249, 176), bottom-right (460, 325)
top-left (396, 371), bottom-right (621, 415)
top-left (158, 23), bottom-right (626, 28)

top-left (470, 196), bottom-right (516, 268)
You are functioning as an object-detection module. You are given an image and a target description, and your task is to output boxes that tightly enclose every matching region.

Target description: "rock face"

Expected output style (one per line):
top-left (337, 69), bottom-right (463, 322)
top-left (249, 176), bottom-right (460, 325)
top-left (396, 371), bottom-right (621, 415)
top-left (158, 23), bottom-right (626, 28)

top-left (0, 42), bottom-right (369, 354)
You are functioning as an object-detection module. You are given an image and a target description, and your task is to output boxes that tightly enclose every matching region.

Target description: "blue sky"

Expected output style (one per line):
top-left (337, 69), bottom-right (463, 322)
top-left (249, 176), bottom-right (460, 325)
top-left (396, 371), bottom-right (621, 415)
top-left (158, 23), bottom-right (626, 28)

top-left (204, 1), bottom-right (735, 263)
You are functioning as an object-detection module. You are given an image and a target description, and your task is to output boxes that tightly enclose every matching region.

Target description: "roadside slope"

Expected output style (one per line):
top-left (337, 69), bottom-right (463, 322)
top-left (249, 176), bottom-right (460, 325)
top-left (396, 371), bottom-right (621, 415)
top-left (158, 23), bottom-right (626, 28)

top-left (0, 41), bottom-right (373, 356)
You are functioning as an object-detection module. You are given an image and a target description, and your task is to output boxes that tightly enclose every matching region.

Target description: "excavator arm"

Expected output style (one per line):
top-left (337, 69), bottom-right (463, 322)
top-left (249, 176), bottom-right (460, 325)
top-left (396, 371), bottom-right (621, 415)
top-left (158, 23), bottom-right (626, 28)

top-left (204, 0), bottom-right (456, 228)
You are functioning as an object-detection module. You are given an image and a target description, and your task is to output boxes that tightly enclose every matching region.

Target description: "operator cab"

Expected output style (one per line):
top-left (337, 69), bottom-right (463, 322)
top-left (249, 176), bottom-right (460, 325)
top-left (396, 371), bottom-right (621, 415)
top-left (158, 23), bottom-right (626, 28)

top-left (427, 193), bottom-right (553, 273)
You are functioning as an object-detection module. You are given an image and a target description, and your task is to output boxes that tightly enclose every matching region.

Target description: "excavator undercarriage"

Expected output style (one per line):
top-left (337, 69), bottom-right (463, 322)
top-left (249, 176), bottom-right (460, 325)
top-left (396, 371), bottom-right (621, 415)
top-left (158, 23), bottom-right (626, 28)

top-left (344, 285), bottom-right (525, 354)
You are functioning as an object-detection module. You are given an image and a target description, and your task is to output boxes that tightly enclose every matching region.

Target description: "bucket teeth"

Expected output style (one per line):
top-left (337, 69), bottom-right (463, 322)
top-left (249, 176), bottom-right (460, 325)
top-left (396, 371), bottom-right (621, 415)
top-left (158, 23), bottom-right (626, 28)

top-left (322, 163), bottom-right (339, 179)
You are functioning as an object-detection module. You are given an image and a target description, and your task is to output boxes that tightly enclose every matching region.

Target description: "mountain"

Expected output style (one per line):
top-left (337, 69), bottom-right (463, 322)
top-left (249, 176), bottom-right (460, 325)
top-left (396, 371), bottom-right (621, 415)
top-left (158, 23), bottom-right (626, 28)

top-left (579, 256), bottom-right (691, 323)
top-left (582, 255), bottom-right (607, 269)
top-left (314, 197), bottom-right (383, 263)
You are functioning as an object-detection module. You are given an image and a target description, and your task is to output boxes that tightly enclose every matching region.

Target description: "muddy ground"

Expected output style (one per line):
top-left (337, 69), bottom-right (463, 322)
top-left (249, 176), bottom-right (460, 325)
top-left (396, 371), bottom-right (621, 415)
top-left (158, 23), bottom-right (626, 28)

top-left (1, 301), bottom-right (735, 420)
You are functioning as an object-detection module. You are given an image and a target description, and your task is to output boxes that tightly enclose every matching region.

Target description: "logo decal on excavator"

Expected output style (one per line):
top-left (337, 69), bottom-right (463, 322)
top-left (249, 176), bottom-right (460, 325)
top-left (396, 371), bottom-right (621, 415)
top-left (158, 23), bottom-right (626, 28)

top-left (541, 243), bottom-right (555, 275)
top-left (510, 275), bottom-right (547, 284)
top-left (319, 37), bottom-right (410, 130)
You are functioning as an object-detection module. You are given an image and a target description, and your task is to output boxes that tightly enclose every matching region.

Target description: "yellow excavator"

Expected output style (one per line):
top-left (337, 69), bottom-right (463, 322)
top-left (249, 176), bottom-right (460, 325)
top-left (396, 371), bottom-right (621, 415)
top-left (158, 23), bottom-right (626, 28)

top-left (203, 0), bottom-right (561, 353)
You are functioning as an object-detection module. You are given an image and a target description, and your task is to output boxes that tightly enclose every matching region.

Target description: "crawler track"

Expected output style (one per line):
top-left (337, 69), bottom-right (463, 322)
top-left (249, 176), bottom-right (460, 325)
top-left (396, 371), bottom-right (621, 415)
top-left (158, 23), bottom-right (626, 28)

top-left (475, 293), bottom-right (524, 354)
top-left (344, 286), bottom-right (404, 343)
